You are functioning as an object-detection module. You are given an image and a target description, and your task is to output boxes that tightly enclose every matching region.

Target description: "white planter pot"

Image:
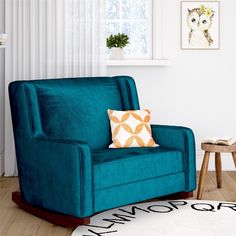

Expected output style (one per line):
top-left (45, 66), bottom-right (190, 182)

top-left (110, 47), bottom-right (124, 60)
top-left (0, 34), bottom-right (7, 46)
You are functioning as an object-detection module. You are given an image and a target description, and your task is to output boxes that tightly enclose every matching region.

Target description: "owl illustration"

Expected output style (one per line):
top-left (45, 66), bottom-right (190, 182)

top-left (187, 5), bottom-right (214, 48)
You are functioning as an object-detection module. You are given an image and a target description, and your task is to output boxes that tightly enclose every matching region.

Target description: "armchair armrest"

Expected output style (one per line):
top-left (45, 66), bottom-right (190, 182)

top-left (18, 135), bottom-right (93, 218)
top-left (151, 125), bottom-right (196, 191)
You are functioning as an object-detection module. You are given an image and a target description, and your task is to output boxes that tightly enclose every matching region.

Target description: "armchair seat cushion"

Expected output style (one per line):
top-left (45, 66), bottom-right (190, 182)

top-left (93, 147), bottom-right (184, 190)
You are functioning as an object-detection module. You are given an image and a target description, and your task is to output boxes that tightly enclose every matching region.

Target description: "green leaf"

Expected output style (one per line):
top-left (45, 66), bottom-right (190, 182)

top-left (106, 33), bottom-right (130, 49)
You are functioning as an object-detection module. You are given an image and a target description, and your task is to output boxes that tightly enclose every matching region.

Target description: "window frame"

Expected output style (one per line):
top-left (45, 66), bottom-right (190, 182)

top-left (107, 0), bottom-right (153, 60)
top-left (107, 0), bottom-right (169, 66)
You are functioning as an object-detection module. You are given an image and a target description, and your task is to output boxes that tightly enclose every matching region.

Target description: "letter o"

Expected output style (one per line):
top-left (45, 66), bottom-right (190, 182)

top-left (147, 205), bottom-right (173, 213)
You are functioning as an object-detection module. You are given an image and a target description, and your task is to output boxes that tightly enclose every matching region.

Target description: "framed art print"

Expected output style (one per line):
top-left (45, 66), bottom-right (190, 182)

top-left (181, 1), bottom-right (220, 49)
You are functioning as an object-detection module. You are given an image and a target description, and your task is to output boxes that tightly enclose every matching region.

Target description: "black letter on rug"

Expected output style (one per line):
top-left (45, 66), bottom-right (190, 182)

top-left (217, 202), bottom-right (236, 211)
top-left (103, 213), bottom-right (135, 225)
top-left (168, 201), bottom-right (188, 209)
top-left (147, 205), bottom-right (173, 213)
top-left (83, 229), bottom-right (118, 236)
top-left (84, 223), bottom-right (115, 229)
top-left (118, 206), bottom-right (150, 215)
top-left (191, 203), bottom-right (215, 212)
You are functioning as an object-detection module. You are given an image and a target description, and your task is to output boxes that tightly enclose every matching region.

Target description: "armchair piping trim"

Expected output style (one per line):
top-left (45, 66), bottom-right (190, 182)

top-left (25, 86), bottom-right (37, 139)
top-left (126, 79), bottom-right (134, 110)
top-left (183, 131), bottom-right (190, 190)
top-left (77, 147), bottom-right (84, 216)
top-left (77, 146), bottom-right (94, 216)
top-left (34, 84), bottom-right (46, 134)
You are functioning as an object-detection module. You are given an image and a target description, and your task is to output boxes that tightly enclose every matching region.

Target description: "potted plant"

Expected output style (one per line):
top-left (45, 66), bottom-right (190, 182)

top-left (106, 33), bottom-right (129, 59)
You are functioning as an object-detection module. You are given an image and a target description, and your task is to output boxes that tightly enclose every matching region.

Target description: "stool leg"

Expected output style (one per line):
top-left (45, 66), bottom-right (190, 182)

top-left (197, 151), bottom-right (210, 200)
top-left (215, 152), bottom-right (222, 188)
top-left (232, 152), bottom-right (236, 168)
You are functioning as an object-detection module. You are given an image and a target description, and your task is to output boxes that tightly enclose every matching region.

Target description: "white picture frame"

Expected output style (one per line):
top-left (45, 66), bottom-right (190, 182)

top-left (181, 1), bottom-right (220, 50)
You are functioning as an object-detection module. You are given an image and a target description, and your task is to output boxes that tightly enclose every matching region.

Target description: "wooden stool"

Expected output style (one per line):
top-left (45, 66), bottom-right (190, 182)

top-left (197, 143), bottom-right (236, 200)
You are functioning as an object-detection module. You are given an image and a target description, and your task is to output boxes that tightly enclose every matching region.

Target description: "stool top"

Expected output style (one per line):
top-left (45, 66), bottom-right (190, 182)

top-left (201, 143), bottom-right (236, 153)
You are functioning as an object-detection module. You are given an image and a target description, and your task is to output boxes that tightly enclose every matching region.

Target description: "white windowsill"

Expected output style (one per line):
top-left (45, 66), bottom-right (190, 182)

top-left (107, 59), bottom-right (170, 67)
top-left (0, 45), bottom-right (6, 49)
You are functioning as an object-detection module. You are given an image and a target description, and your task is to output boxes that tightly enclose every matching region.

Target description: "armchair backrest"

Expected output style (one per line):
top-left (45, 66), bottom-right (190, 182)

top-left (9, 76), bottom-right (140, 149)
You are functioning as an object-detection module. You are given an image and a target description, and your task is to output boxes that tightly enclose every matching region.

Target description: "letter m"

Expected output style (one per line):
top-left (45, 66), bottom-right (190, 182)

top-left (103, 213), bottom-right (135, 225)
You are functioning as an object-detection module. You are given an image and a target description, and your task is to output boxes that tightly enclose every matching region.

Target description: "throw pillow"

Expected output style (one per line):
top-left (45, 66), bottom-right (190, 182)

top-left (108, 109), bottom-right (159, 148)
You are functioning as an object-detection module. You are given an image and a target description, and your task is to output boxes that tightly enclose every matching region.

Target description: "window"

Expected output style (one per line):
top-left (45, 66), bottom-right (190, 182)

top-left (106, 0), bottom-right (153, 59)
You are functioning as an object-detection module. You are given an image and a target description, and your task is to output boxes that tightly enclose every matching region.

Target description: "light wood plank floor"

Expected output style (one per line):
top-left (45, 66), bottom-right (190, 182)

top-left (1, 172), bottom-right (236, 236)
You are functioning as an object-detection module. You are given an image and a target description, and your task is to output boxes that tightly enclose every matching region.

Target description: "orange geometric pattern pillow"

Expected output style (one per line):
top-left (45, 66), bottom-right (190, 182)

top-left (108, 109), bottom-right (159, 148)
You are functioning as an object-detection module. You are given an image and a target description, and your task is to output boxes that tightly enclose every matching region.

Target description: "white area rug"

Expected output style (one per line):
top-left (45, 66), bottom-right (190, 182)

top-left (72, 200), bottom-right (236, 236)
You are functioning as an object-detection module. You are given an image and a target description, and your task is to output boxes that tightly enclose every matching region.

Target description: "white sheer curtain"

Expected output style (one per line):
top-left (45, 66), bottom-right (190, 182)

top-left (4, 0), bottom-right (107, 176)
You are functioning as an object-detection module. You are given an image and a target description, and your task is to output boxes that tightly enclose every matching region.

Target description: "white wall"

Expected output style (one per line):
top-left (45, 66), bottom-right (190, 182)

top-left (0, 0), bottom-right (5, 175)
top-left (108, 0), bottom-right (236, 170)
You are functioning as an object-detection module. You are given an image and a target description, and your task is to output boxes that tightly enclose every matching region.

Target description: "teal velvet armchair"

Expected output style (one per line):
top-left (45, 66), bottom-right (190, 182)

top-left (9, 76), bottom-right (196, 226)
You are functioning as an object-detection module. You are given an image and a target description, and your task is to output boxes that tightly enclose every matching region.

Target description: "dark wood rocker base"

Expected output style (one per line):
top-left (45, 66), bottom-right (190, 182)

top-left (12, 191), bottom-right (193, 227)
top-left (12, 191), bottom-right (90, 227)
top-left (160, 191), bottom-right (193, 200)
